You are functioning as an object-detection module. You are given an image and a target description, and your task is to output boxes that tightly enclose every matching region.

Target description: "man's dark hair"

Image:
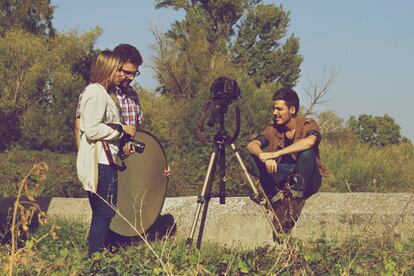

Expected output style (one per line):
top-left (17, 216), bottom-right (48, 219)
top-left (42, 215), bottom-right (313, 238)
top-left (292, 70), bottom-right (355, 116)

top-left (113, 44), bottom-right (143, 66)
top-left (272, 88), bottom-right (300, 115)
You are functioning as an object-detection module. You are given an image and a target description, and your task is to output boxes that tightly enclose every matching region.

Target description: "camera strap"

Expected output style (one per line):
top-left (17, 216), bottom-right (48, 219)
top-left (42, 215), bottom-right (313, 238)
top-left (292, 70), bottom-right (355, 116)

top-left (102, 141), bottom-right (126, 171)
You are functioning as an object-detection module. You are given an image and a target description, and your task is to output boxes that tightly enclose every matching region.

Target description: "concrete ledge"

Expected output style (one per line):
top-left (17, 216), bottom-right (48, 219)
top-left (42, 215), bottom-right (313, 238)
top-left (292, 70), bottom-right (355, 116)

top-left (45, 193), bottom-right (414, 248)
top-left (294, 193), bottom-right (414, 241)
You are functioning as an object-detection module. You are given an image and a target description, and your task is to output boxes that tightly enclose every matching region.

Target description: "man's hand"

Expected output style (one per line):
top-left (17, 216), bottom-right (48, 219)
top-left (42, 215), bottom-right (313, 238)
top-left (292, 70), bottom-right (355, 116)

top-left (259, 151), bottom-right (280, 163)
top-left (123, 142), bottom-right (135, 156)
top-left (265, 159), bottom-right (278, 173)
top-left (122, 125), bottom-right (136, 137)
top-left (259, 152), bottom-right (273, 163)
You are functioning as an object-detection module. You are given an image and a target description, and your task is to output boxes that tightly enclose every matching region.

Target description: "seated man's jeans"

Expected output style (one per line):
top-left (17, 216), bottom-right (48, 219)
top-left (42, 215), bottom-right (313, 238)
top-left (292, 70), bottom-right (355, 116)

top-left (247, 149), bottom-right (321, 199)
top-left (87, 164), bottom-right (118, 256)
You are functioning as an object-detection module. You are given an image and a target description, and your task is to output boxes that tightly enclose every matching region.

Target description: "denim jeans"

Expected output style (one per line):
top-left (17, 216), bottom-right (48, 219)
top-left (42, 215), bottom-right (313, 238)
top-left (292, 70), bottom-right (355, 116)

top-left (87, 164), bottom-right (118, 256)
top-left (248, 149), bottom-right (321, 199)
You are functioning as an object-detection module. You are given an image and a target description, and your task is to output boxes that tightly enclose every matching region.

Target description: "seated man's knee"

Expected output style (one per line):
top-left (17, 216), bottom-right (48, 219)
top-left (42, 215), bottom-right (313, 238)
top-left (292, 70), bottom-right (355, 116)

top-left (297, 149), bottom-right (316, 162)
top-left (247, 154), bottom-right (262, 177)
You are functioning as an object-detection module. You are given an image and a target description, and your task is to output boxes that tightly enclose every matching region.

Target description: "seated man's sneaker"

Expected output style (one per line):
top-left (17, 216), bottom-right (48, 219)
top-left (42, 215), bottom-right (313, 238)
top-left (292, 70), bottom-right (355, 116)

top-left (287, 174), bottom-right (304, 198)
top-left (270, 190), bottom-right (284, 205)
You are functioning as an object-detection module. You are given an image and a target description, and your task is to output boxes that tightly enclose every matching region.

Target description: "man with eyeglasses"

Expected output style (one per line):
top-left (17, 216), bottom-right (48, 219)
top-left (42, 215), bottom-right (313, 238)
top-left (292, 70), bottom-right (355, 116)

top-left (75, 44), bottom-right (143, 155)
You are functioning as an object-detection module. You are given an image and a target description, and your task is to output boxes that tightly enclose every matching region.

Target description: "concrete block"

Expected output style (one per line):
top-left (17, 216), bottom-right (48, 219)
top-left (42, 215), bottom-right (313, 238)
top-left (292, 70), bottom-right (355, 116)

top-left (293, 192), bottom-right (414, 241)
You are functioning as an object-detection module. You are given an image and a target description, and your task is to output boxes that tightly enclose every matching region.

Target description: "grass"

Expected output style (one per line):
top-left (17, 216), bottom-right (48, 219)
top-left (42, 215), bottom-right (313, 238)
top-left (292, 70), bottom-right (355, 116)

top-left (1, 219), bottom-right (414, 275)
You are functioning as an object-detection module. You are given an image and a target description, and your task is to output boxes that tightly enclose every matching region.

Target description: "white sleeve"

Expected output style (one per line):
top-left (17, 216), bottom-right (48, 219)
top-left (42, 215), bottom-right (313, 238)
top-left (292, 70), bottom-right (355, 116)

top-left (82, 85), bottom-right (122, 141)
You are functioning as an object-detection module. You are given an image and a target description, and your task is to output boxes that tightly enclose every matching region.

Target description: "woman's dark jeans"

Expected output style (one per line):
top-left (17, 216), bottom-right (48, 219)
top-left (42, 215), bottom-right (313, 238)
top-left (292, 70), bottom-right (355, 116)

top-left (87, 164), bottom-right (118, 256)
top-left (247, 149), bottom-right (321, 199)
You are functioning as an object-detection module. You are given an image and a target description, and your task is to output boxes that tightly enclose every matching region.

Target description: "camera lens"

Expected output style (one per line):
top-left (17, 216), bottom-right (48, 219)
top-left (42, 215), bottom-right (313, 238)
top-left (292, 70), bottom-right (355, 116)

top-left (130, 140), bottom-right (145, 153)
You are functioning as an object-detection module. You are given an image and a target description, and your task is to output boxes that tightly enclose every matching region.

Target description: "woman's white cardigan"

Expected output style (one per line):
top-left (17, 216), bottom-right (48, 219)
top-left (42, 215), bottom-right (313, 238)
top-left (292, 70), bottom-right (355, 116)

top-left (76, 83), bottom-right (123, 193)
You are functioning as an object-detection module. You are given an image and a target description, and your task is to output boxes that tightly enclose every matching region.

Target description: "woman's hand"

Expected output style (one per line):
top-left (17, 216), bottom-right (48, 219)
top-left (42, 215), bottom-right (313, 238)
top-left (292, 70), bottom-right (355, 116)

top-left (163, 167), bottom-right (171, 178)
top-left (122, 125), bottom-right (136, 137)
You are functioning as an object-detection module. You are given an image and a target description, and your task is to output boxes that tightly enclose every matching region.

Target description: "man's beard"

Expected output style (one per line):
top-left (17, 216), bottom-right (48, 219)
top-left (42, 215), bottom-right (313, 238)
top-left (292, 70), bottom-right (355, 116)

top-left (273, 116), bottom-right (289, 130)
top-left (119, 79), bottom-right (131, 88)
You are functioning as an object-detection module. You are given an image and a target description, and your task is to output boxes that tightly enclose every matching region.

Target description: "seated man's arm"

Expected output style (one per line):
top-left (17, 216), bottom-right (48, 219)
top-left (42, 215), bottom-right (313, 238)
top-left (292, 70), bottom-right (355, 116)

top-left (272, 135), bottom-right (318, 160)
top-left (248, 137), bottom-right (278, 173)
top-left (247, 139), bottom-right (263, 157)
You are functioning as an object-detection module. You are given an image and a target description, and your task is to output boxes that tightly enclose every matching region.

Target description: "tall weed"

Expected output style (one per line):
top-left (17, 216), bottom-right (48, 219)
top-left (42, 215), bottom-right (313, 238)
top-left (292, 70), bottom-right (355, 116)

top-left (321, 141), bottom-right (414, 192)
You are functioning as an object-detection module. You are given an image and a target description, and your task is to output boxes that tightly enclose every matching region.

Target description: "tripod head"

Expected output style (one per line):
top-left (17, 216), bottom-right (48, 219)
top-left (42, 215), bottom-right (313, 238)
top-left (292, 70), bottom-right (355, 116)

top-left (198, 77), bottom-right (241, 144)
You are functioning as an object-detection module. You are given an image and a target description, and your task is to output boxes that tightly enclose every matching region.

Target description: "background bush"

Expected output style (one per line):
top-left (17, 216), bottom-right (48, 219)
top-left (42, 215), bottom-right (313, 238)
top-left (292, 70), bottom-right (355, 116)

top-left (0, 146), bottom-right (84, 198)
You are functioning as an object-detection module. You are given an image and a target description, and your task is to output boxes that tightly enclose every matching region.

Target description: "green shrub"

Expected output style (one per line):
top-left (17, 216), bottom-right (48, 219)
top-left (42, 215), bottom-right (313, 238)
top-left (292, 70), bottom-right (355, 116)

top-left (0, 146), bottom-right (85, 198)
top-left (1, 129), bottom-right (414, 198)
top-left (321, 141), bottom-right (414, 192)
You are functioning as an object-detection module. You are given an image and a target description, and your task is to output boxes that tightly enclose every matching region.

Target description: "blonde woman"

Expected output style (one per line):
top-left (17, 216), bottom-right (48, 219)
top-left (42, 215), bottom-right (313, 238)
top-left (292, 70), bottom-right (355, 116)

top-left (76, 50), bottom-right (134, 256)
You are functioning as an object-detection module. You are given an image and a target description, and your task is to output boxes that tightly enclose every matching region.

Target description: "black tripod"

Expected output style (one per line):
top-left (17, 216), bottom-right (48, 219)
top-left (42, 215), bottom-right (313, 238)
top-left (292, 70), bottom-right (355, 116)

top-left (186, 105), bottom-right (279, 248)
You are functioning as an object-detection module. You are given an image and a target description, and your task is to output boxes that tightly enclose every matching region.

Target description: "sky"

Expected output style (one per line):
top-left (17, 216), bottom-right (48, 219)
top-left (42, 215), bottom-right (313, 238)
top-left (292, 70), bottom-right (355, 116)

top-left (51, 0), bottom-right (414, 140)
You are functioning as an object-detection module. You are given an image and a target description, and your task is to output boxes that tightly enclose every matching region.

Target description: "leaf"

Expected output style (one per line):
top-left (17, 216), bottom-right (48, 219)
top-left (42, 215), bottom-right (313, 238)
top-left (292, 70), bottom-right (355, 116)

top-left (60, 248), bottom-right (69, 258)
top-left (394, 241), bottom-right (404, 252)
top-left (25, 239), bottom-right (34, 250)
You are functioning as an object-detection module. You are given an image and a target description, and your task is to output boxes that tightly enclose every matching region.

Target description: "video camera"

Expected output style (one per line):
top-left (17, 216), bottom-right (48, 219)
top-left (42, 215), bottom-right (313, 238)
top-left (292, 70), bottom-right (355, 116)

top-left (207, 77), bottom-right (241, 128)
top-left (210, 76), bottom-right (241, 102)
top-left (197, 76), bottom-right (241, 144)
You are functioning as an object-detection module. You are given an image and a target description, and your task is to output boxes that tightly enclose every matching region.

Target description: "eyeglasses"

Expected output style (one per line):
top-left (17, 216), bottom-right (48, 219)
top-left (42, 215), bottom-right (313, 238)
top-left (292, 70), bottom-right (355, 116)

top-left (119, 68), bottom-right (140, 78)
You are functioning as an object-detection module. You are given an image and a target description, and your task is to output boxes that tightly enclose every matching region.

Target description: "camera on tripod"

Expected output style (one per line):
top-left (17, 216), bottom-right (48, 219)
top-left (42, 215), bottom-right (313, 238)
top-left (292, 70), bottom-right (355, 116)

top-left (189, 76), bottom-right (283, 249)
top-left (210, 76), bottom-right (241, 102)
top-left (207, 77), bottom-right (241, 128)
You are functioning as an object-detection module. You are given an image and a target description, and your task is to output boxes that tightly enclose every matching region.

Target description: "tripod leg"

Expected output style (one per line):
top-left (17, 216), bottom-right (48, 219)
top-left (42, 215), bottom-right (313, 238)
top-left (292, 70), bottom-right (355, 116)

top-left (230, 143), bottom-right (281, 238)
top-left (186, 146), bottom-right (218, 247)
top-left (195, 196), bottom-right (210, 248)
top-left (218, 143), bottom-right (226, 204)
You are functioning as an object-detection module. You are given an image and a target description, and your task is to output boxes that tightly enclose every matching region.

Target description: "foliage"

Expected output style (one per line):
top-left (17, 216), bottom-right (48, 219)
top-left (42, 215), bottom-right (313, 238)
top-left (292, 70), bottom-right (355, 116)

top-left (0, 29), bottom-right (49, 109)
top-left (1, 220), bottom-right (414, 274)
top-left (0, 28), bottom-right (101, 152)
top-left (348, 114), bottom-right (403, 146)
top-left (0, 104), bottom-right (20, 151)
top-left (151, 26), bottom-right (212, 99)
top-left (2, 162), bottom-right (60, 276)
top-left (0, 0), bottom-right (55, 37)
top-left (155, 0), bottom-right (302, 92)
top-left (232, 4), bottom-right (302, 87)
top-left (156, 0), bottom-right (260, 48)
top-left (0, 146), bottom-right (84, 198)
top-left (1, 125), bottom-right (414, 199)
top-left (320, 139), bottom-right (414, 193)
top-left (316, 110), bottom-right (358, 144)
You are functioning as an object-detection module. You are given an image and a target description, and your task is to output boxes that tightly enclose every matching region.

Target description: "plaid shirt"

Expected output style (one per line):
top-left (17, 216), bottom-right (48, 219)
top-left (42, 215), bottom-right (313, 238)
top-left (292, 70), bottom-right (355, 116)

top-left (76, 85), bottom-right (143, 128)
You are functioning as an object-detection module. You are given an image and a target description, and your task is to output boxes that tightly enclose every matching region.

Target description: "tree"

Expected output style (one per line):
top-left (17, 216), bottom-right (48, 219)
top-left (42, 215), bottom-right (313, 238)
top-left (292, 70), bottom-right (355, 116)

top-left (0, 0), bottom-right (55, 37)
top-left (348, 114), bottom-right (402, 146)
top-left (151, 27), bottom-right (212, 99)
top-left (0, 29), bottom-right (49, 109)
top-left (156, 0), bottom-right (260, 49)
top-left (303, 70), bottom-right (338, 116)
top-left (0, 28), bottom-right (101, 151)
top-left (232, 4), bottom-right (302, 87)
top-left (155, 0), bottom-right (302, 91)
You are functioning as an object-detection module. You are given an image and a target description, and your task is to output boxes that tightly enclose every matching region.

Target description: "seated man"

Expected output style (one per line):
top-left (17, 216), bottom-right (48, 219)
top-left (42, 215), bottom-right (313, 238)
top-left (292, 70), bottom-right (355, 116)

top-left (247, 88), bottom-right (328, 231)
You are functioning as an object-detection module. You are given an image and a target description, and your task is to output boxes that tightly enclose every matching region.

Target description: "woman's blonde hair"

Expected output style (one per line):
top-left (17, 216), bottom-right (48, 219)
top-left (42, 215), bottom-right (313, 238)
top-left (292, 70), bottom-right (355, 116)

top-left (89, 50), bottom-right (122, 89)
